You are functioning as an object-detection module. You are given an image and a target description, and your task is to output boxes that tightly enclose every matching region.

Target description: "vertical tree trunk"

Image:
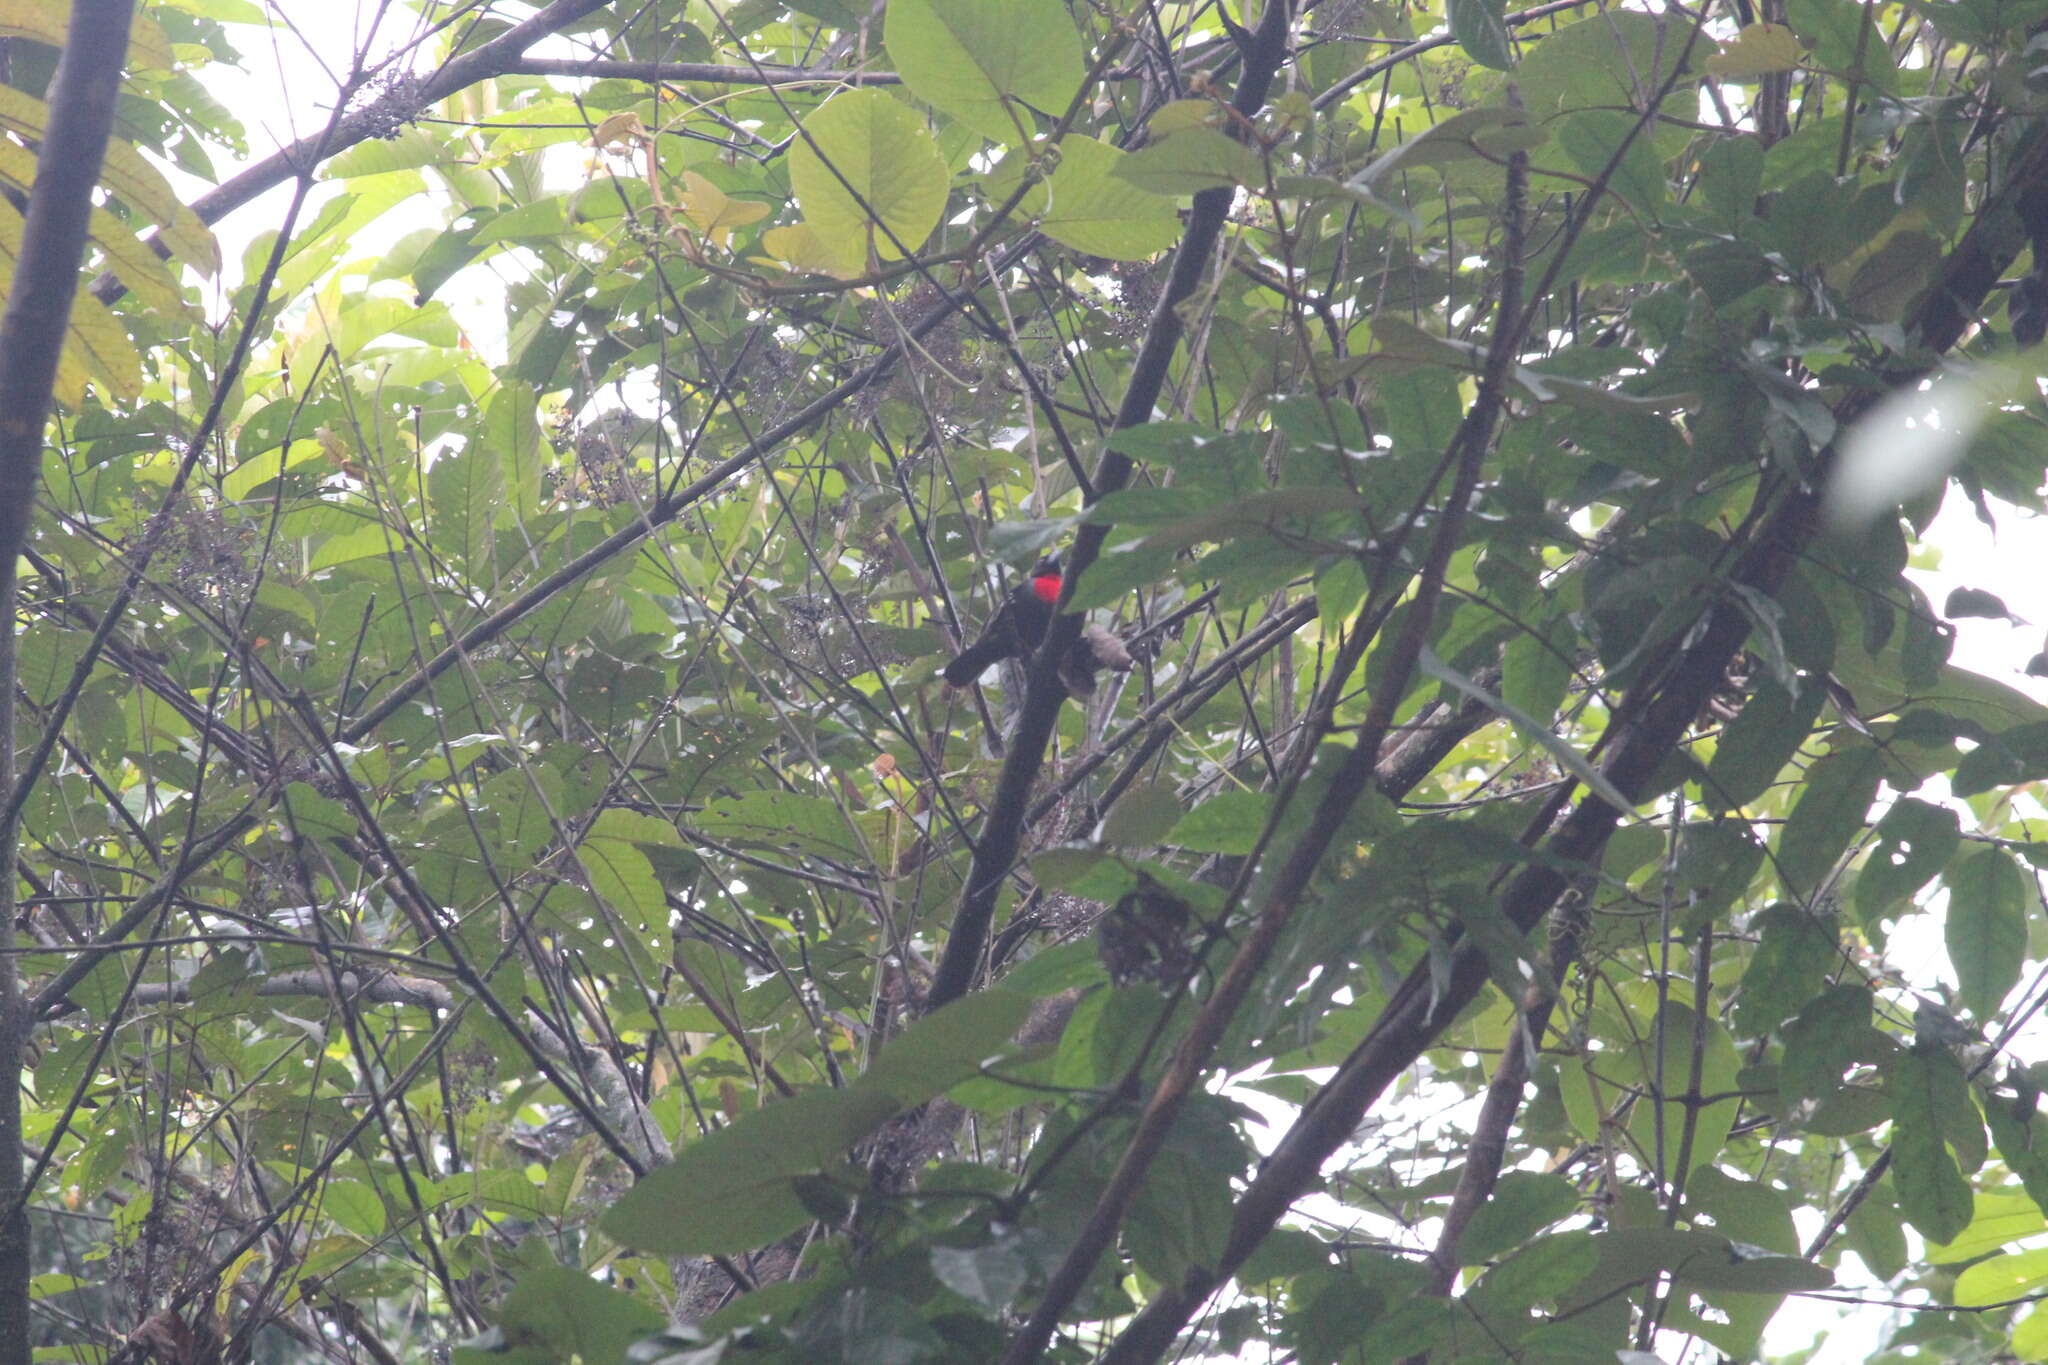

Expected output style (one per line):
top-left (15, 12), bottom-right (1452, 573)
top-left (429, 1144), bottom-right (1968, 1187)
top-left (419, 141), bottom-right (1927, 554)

top-left (0, 3), bottom-right (136, 1353)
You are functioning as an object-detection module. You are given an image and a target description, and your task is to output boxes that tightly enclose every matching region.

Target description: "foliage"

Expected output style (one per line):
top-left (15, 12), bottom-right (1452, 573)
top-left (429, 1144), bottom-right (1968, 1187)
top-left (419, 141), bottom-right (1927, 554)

top-left (12, 0), bottom-right (2048, 1362)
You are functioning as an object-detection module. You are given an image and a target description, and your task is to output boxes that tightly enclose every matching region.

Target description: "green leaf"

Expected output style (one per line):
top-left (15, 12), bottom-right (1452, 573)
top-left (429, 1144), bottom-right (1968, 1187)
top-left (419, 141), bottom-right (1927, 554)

top-left (487, 1263), bottom-right (664, 1365)
top-left (1555, 108), bottom-right (1668, 216)
top-left (1448, 0), bottom-right (1515, 69)
top-left (1945, 846), bottom-right (2028, 1019)
top-left (1927, 1190), bottom-right (2048, 1264)
top-left (790, 1287), bottom-right (943, 1363)
top-left (1890, 1044), bottom-right (1976, 1242)
top-left (1778, 984), bottom-right (1880, 1104)
top-left (1703, 678), bottom-right (1826, 811)
top-left (1954, 1244), bottom-right (2048, 1308)
top-left (1037, 135), bottom-right (1182, 260)
top-left (1773, 744), bottom-right (1883, 900)
top-left (1113, 129), bottom-right (1264, 195)
top-left (1954, 719), bottom-right (2048, 796)
top-left (1472, 1231), bottom-right (1599, 1310)
top-left (695, 790), bottom-right (865, 861)
top-left (1986, 1103), bottom-right (2048, 1225)
top-left (885, 0), bottom-right (1085, 145)
top-left (1856, 797), bottom-right (1960, 921)
top-left (1102, 781), bottom-right (1184, 848)
top-left (1170, 790), bottom-right (1273, 855)
top-left (280, 783), bottom-right (354, 842)
top-left (485, 381), bottom-right (545, 522)
top-left (1457, 1172), bottom-right (1579, 1265)
top-left (789, 89), bottom-right (950, 270)
top-left (860, 991), bottom-right (1036, 1102)
top-left (602, 1087), bottom-right (900, 1255)
top-left (1502, 623), bottom-right (1572, 729)
top-left (429, 444), bottom-right (502, 587)
top-left (1734, 904), bottom-right (1837, 1038)
top-left (319, 1180), bottom-right (387, 1239)
top-left (931, 1238), bottom-right (1028, 1308)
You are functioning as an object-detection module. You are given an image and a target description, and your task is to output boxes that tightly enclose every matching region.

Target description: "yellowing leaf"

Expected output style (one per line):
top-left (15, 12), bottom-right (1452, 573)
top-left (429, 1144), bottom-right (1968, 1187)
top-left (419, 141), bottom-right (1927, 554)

top-left (677, 172), bottom-right (771, 246)
top-left (1151, 99), bottom-right (1224, 135)
top-left (0, 1), bottom-right (176, 74)
top-left (1706, 23), bottom-right (1805, 79)
top-left (760, 222), bottom-right (859, 277)
top-left (0, 202), bottom-right (141, 406)
top-left (0, 85), bottom-right (218, 275)
top-left (593, 111), bottom-right (647, 150)
top-left (788, 90), bottom-right (949, 268)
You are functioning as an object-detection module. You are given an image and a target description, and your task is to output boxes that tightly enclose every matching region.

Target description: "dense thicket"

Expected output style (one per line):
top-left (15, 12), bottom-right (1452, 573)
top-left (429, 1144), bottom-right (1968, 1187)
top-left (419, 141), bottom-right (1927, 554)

top-left (8, 0), bottom-right (2048, 1361)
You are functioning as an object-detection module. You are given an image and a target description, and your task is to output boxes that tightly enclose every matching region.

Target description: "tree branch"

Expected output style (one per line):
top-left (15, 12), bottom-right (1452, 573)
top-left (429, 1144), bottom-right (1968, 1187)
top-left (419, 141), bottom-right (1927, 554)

top-left (1094, 115), bottom-right (2048, 1365)
top-left (926, 0), bottom-right (1299, 1013)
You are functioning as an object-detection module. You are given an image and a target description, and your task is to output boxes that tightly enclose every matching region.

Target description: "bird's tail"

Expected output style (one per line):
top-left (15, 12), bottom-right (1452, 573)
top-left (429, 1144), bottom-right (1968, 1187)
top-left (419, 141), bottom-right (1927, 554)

top-left (941, 634), bottom-right (1015, 686)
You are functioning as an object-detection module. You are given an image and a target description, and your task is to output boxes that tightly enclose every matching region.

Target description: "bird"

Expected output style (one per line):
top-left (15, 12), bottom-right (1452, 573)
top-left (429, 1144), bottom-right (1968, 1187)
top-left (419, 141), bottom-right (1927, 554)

top-left (941, 555), bottom-right (1137, 698)
top-left (941, 556), bottom-right (1063, 687)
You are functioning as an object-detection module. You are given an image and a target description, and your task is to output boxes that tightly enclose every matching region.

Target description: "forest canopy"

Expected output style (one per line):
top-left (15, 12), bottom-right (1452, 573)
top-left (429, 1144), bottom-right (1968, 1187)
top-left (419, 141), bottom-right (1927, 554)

top-left (6, 0), bottom-right (2048, 1362)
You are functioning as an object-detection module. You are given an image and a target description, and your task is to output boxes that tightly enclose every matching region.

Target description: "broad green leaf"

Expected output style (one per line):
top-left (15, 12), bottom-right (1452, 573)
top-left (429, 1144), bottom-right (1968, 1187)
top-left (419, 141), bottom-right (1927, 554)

top-left (860, 991), bottom-right (1035, 1101)
top-left (1945, 846), bottom-right (2028, 1019)
top-left (694, 790), bottom-right (865, 861)
top-left (486, 1263), bottom-right (664, 1365)
top-left (1621, 998), bottom-right (1743, 1177)
top-left (604, 1087), bottom-right (900, 1255)
top-left (1857, 797), bottom-right (1960, 920)
top-left (0, 2), bottom-right (176, 71)
top-left (1927, 1190), bottom-right (2048, 1264)
top-left (1687, 1167), bottom-right (1798, 1254)
top-left (931, 1239), bottom-right (1028, 1309)
top-left (1516, 11), bottom-right (1694, 119)
top-left (1448, 0), bottom-right (1515, 69)
top-left (429, 445), bottom-right (503, 588)
top-left (1102, 781), bottom-right (1184, 848)
top-left (0, 142), bottom-right (187, 316)
top-left (1773, 744), bottom-right (1883, 900)
top-left (319, 1180), bottom-right (387, 1239)
top-left (1037, 135), bottom-right (1181, 260)
top-left (1114, 129), bottom-right (1264, 195)
top-left (1890, 1044), bottom-right (1976, 1242)
top-left (1703, 678), bottom-right (1825, 810)
top-left (1955, 1245), bottom-right (2048, 1309)
top-left (1787, 0), bottom-right (1899, 90)
top-left (485, 382), bottom-right (545, 522)
top-left (1502, 623), bottom-right (1572, 728)
top-left (1170, 790), bottom-right (1273, 855)
top-left (1472, 1231), bottom-right (1599, 1310)
top-left (577, 837), bottom-right (664, 934)
top-left (1351, 107), bottom-right (1538, 193)
top-left (1778, 984), bottom-right (1881, 1104)
top-left (1734, 904), bottom-right (1837, 1038)
top-left (789, 89), bottom-right (950, 271)
top-left (1457, 1172), bottom-right (1579, 1265)
top-left (1556, 108), bottom-right (1668, 215)
top-left (1706, 22), bottom-right (1806, 79)
top-left (607, 994), bottom-right (1030, 1256)
top-left (1987, 1102), bottom-right (2048, 1224)
top-left (885, 0), bottom-right (1085, 145)
top-left (0, 84), bottom-right (216, 272)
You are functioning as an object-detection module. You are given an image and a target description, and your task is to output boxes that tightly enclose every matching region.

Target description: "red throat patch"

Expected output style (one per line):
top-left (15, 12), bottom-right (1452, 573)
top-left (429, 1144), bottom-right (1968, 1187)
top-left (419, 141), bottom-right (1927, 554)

top-left (1031, 574), bottom-right (1062, 604)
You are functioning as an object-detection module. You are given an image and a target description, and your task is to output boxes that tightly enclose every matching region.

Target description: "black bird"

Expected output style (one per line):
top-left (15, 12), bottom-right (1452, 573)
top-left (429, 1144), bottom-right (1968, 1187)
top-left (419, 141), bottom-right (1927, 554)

top-left (942, 556), bottom-right (1063, 687)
